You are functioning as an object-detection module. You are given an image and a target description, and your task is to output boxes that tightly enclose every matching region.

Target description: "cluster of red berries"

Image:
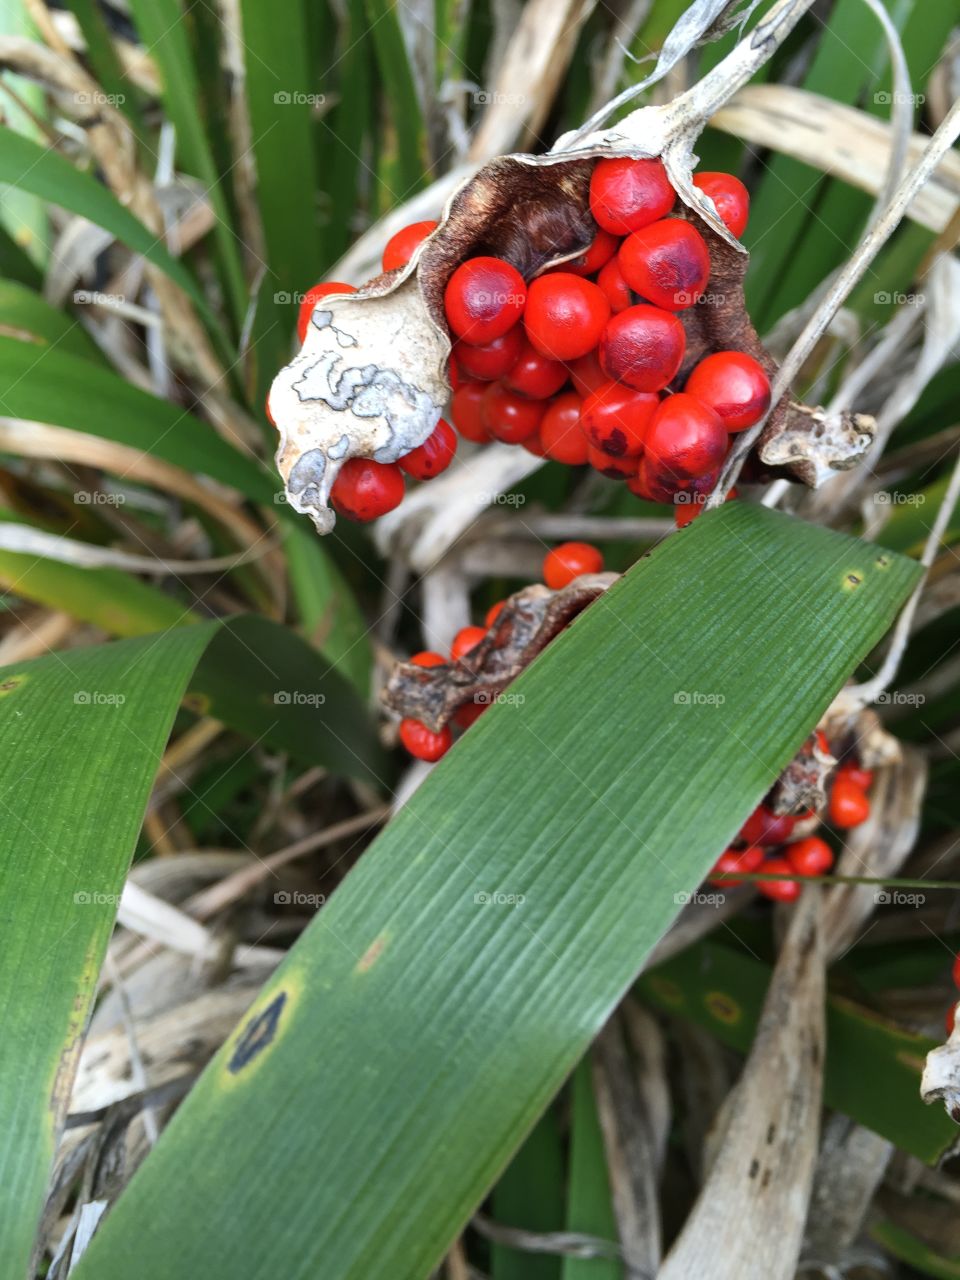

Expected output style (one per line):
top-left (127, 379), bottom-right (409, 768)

top-left (709, 742), bottom-right (874, 901)
top-left (399, 541), bottom-right (604, 762)
top-left (444, 161), bottom-right (767, 525)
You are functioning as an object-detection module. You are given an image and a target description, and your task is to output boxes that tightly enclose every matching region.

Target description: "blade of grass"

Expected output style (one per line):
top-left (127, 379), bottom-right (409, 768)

top-left (0, 277), bottom-right (105, 362)
top-left (491, 1108), bottom-right (564, 1280)
top-left (562, 1060), bottom-right (622, 1280)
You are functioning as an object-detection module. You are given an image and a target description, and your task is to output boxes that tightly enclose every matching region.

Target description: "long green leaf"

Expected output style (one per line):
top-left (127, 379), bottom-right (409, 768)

top-left (76, 504), bottom-right (919, 1280)
top-left (0, 277), bottom-right (105, 362)
top-left (563, 1060), bottom-right (621, 1280)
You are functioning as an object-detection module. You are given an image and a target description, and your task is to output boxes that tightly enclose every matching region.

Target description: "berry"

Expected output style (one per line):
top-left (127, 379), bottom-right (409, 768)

top-left (382, 220), bottom-right (438, 272)
top-left (451, 381), bottom-right (492, 443)
top-left (674, 496), bottom-right (705, 529)
top-left (524, 274), bottom-right (611, 362)
top-left (568, 350), bottom-right (607, 398)
top-left (485, 600), bottom-right (505, 628)
top-left (297, 281), bottom-right (356, 342)
top-left (787, 837), bottom-right (834, 878)
top-left (444, 256), bottom-right (526, 344)
top-left (644, 394), bottom-right (727, 482)
top-left (454, 700), bottom-right (487, 729)
top-left (738, 804), bottom-right (797, 848)
top-left (588, 443), bottom-right (639, 480)
top-left (948, 1004), bottom-right (957, 1037)
top-left (581, 382), bottom-right (657, 458)
top-left (709, 844), bottom-right (764, 887)
top-left (619, 219), bottom-right (711, 311)
top-left (399, 717), bottom-right (452, 762)
top-left (599, 305), bottom-right (685, 392)
top-left (693, 171), bottom-right (749, 239)
top-left (829, 777), bottom-right (871, 829)
top-left (330, 458), bottom-right (404, 522)
top-left (543, 541), bottom-right (604, 588)
top-left (837, 762), bottom-right (874, 790)
top-left (451, 625), bottom-right (487, 662)
top-left (757, 856), bottom-right (801, 902)
top-left (521, 431), bottom-right (547, 457)
top-left (541, 392), bottom-right (589, 466)
top-left (597, 255), bottom-right (633, 313)
top-left (399, 419), bottom-right (457, 481)
top-left (557, 228), bottom-right (620, 276)
top-left (673, 481), bottom-right (731, 528)
top-left (685, 351), bottom-right (771, 431)
top-left (589, 157), bottom-right (675, 235)
top-left (454, 328), bottom-right (524, 381)
top-left (503, 336), bottom-right (568, 399)
top-left (411, 650), bottom-right (446, 667)
top-left (481, 383), bottom-right (546, 444)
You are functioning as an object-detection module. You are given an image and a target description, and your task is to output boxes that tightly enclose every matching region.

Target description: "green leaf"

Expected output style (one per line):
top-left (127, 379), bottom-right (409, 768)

top-left (0, 615), bottom-right (384, 1280)
top-left (64, 0), bottom-right (148, 141)
top-left (491, 1109), bottom-right (564, 1280)
top-left (74, 504), bottom-right (920, 1280)
top-left (563, 1061), bottom-right (621, 1280)
top-left (0, 277), bottom-right (105, 363)
top-left (363, 0), bottom-right (427, 199)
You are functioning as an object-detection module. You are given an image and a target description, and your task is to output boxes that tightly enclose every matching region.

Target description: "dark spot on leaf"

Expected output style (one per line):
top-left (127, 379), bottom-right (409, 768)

top-left (766, 1123), bottom-right (776, 1145)
top-left (0, 674), bottom-right (26, 697)
top-left (761, 1168), bottom-right (772, 1189)
top-left (844, 572), bottom-right (862, 590)
top-left (749, 1158), bottom-right (759, 1179)
top-left (228, 992), bottom-right (286, 1073)
top-left (875, 555), bottom-right (890, 569)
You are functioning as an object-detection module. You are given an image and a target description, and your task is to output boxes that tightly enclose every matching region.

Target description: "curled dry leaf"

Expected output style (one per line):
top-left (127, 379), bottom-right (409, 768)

top-left (382, 573), bottom-right (616, 731)
top-left (765, 727), bottom-right (836, 817)
top-left (922, 1019), bottom-right (960, 1125)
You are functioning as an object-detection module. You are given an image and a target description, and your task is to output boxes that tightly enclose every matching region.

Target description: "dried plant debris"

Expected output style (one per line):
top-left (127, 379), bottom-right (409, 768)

top-left (922, 1023), bottom-right (960, 1125)
top-left (765, 726), bottom-right (836, 817)
top-left (383, 573), bottom-right (616, 731)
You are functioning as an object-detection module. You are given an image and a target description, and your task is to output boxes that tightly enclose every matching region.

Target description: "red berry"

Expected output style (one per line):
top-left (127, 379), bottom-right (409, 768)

top-left (454, 328), bottom-right (524, 381)
top-left (685, 351), bottom-right (771, 431)
top-left (454, 699), bottom-right (487, 728)
top-left (451, 625), bottom-right (487, 662)
top-left (524, 274), bottom-right (611, 362)
top-left (597, 255), bottom-right (633, 313)
top-left (644, 394), bottom-right (728, 482)
top-left (444, 256), bottom-right (526, 344)
top-left (709, 844), bottom-right (764, 887)
top-left (588, 443), bottom-right (639, 480)
top-left (837, 762), bottom-right (874, 790)
top-left (556, 228), bottom-right (620, 276)
top-left (599, 304), bottom-right (685, 392)
top-left (619, 219), bottom-right (711, 311)
top-left (543, 541), bottom-right (603, 588)
top-left (399, 419), bottom-right (457, 481)
top-left (330, 458), bottom-right (405, 522)
top-left (297, 281), bottom-right (356, 342)
top-left (589, 157), bottom-right (675, 235)
top-left (399, 717), bottom-right (452, 762)
top-left (674, 497), bottom-right (705, 528)
top-left (671, 472), bottom-right (720, 524)
top-left (503, 336), bottom-right (568, 399)
top-left (693, 171), bottom-right (750, 239)
top-left (541, 392), bottom-right (589, 466)
top-left (738, 804), bottom-right (797, 848)
top-left (952, 953), bottom-right (960, 990)
top-left (481, 383), bottom-right (546, 444)
top-left (948, 1004), bottom-right (957, 1037)
top-left (581, 382), bottom-right (657, 458)
top-left (567, 350), bottom-right (607, 398)
top-left (829, 777), bottom-right (871, 829)
top-left (757, 856), bottom-right (801, 902)
top-left (451, 381), bottom-right (492, 443)
top-left (485, 600), bottom-right (505, 628)
top-left (411, 650), bottom-right (446, 667)
top-left (382, 220), bottom-right (438, 272)
top-left (787, 837), bottom-right (834, 878)
top-left (521, 430), bottom-right (547, 457)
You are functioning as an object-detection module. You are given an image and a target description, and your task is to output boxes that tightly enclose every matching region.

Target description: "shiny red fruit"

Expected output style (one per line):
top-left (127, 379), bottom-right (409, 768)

top-left (382, 220), bottom-right (438, 272)
top-left (599, 304), bottom-right (685, 392)
top-left (644, 394), bottom-right (727, 483)
top-left (481, 383), bottom-right (546, 444)
top-left (521, 430), bottom-right (547, 457)
top-left (450, 625), bottom-right (487, 662)
top-left (581, 382), bottom-right (657, 458)
top-left (485, 600), bottom-right (505, 628)
top-left (597, 255), bottom-right (633, 313)
top-left (524, 274), bottom-right (611, 362)
top-left (589, 444), bottom-right (638, 479)
top-left (673, 480), bottom-right (732, 528)
top-left (757, 856), bottom-right (801, 902)
top-left (543, 541), bottom-right (604, 589)
top-left (444, 256), bottom-right (526, 343)
top-left (556, 228), bottom-right (620, 276)
top-left (952, 953), bottom-right (960, 990)
top-left (787, 837), bottom-right (834, 878)
top-left (619, 219), bottom-right (711, 311)
top-left (411, 650), bottom-right (446, 667)
top-left (738, 804), bottom-right (797, 848)
top-left (399, 419), bottom-right (457, 480)
top-left (451, 381), bottom-right (492, 443)
top-left (453, 327), bottom-right (524, 381)
top-left (399, 717), bottom-right (452, 762)
top-left (685, 351), bottom-right (771, 431)
top-left (567, 350), bottom-right (607, 398)
top-left (454, 700), bottom-right (487, 729)
top-left (837, 762), bottom-right (874, 791)
top-left (829, 777), bottom-right (871, 829)
top-left (503, 336), bottom-right (568, 399)
top-left (541, 392), bottom-right (588, 466)
top-left (693, 171), bottom-right (750, 238)
top-left (297, 281), bottom-right (356, 342)
top-left (589, 156), bottom-right (675, 235)
top-left (709, 844), bottom-right (764, 887)
top-left (330, 458), bottom-right (404, 522)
